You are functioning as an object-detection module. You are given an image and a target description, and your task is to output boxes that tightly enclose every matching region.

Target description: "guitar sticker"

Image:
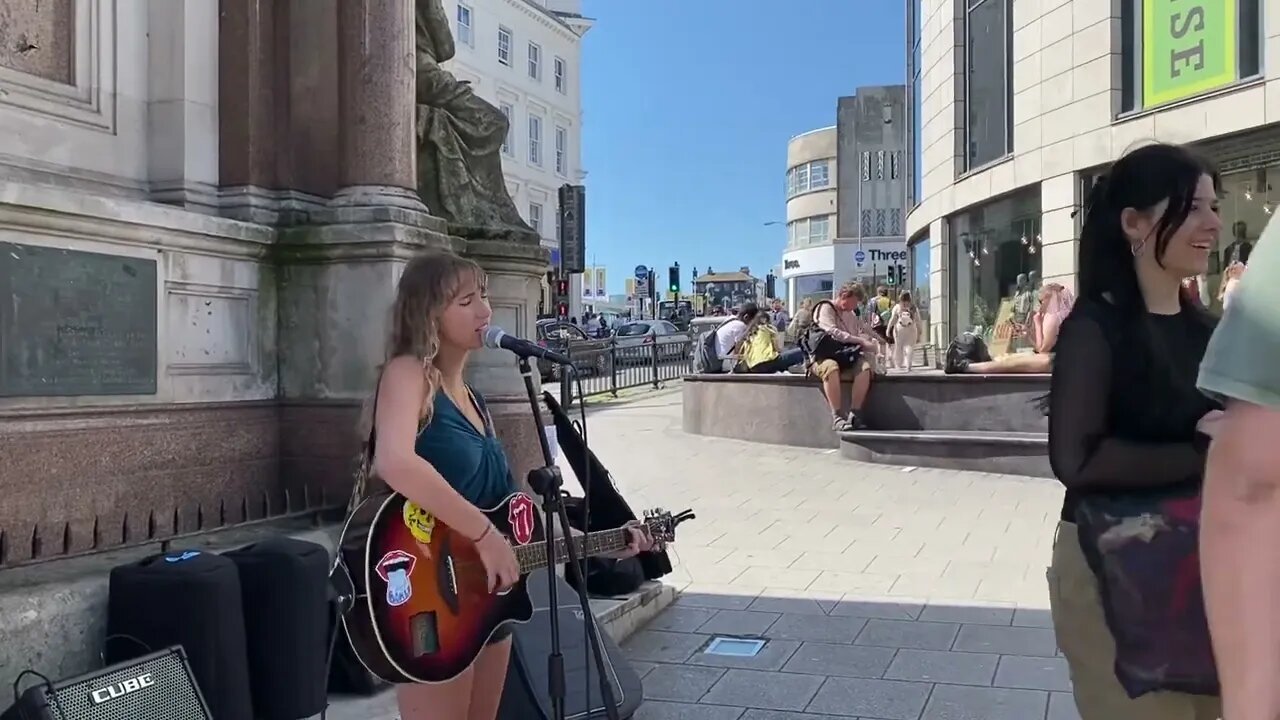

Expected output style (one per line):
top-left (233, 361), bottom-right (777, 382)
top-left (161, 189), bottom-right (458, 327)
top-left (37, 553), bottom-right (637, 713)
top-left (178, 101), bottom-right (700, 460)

top-left (376, 550), bottom-right (417, 607)
top-left (508, 494), bottom-right (536, 546)
top-left (403, 502), bottom-right (437, 545)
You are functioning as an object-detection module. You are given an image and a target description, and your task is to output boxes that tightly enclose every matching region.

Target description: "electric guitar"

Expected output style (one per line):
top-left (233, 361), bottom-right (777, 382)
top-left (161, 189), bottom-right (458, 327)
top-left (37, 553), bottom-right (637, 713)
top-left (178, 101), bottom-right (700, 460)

top-left (331, 490), bottom-right (693, 684)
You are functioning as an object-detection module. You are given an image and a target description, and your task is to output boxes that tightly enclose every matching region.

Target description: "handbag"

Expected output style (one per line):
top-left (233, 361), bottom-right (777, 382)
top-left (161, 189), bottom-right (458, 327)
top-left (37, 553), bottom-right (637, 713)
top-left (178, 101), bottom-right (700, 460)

top-left (1073, 485), bottom-right (1219, 698)
top-left (800, 301), bottom-right (864, 369)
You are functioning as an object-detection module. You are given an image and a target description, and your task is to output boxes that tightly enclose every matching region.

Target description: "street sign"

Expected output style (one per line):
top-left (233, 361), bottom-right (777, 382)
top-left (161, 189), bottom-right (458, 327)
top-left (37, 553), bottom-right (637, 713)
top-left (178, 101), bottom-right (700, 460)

top-left (854, 250), bottom-right (867, 266)
top-left (634, 265), bottom-right (648, 279)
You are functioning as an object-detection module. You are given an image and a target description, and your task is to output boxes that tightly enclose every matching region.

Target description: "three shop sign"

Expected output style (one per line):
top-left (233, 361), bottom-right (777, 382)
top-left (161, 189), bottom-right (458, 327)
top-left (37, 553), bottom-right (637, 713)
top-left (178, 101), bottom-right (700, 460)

top-left (1142, 0), bottom-right (1238, 108)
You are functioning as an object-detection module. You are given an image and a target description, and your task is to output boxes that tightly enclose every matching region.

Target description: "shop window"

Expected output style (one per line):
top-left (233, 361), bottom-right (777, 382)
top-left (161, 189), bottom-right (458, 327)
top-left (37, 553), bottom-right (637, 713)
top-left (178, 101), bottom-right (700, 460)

top-left (964, 0), bottom-right (1013, 170)
top-left (909, 234), bottom-right (931, 343)
top-left (1121, 0), bottom-right (1263, 113)
top-left (949, 187), bottom-right (1042, 351)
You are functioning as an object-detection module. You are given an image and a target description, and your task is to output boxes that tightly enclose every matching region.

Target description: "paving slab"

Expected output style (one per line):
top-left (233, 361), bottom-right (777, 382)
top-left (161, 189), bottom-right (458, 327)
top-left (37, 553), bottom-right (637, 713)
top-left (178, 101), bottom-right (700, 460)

top-left (568, 393), bottom-right (1077, 720)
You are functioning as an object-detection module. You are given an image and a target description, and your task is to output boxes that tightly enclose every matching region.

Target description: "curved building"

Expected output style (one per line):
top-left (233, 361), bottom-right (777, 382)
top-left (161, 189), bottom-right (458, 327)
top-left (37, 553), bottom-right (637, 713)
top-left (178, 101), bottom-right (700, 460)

top-left (782, 126), bottom-right (839, 308)
top-left (906, 0), bottom-right (1275, 348)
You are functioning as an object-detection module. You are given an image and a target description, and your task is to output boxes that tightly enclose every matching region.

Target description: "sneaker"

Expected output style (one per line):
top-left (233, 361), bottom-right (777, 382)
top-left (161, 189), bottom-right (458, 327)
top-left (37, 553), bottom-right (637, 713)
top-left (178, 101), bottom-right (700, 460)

top-left (846, 412), bottom-right (867, 430)
top-left (831, 416), bottom-right (853, 431)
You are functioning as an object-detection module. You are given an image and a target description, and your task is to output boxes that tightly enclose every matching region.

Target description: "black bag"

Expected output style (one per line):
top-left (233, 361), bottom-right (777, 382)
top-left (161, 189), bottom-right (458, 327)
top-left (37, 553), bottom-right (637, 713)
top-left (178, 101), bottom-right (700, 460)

top-left (563, 495), bottom-right (646, 597)
top-left (800, 300), bottom-right (863, 369)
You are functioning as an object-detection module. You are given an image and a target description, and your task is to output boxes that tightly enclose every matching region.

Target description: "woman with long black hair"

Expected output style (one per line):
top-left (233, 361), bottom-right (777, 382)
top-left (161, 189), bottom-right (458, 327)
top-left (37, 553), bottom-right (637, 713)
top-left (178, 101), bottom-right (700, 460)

top-left (1047, 143), bottom-right (1225, 719)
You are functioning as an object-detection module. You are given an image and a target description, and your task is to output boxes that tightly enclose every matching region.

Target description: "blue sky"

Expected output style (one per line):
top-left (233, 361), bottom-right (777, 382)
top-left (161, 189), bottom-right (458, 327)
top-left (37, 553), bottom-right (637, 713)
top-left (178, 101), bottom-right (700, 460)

top-left (580, 0), bottom-right (906, 294)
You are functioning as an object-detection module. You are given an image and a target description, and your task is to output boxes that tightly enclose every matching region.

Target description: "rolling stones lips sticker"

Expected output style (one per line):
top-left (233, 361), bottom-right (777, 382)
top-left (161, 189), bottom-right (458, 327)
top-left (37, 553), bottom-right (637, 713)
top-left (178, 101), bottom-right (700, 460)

top-left (508, 494), bottom-right (536, 546)
top-left (376, 549), bottom-right (417, 607)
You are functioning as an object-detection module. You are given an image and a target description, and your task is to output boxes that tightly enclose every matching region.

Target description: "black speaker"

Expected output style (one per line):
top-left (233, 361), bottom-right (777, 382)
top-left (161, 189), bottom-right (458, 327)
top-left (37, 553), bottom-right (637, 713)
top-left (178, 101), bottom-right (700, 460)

top-left (225, 537), bottom-right (330, 720)
top-left (106, 549), bottom-right (253, 720)
top-left (0, 646), bottom-right (209, 720)
top-left (498, 573), bottom-right (644, 720)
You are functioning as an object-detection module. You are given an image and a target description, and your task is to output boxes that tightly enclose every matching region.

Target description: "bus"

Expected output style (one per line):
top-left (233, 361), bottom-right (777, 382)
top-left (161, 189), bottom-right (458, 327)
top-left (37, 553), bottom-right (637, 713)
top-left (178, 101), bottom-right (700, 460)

top-left (658, 299), bottom-right (694, 330)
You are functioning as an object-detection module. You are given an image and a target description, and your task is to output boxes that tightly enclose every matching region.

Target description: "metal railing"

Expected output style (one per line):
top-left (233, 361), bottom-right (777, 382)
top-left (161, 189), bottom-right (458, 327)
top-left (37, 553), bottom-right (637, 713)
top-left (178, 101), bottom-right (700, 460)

top-left (555, 337), bottom-right (694, 405)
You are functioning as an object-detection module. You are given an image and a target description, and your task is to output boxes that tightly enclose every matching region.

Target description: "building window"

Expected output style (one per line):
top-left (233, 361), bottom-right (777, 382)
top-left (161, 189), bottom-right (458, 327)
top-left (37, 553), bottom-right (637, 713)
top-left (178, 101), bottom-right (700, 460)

top-left (909, 234), bottom-right (931, 340)
top-left (964, 0), bottom-right (1013, 170)
top-left (554, 57), bottom-right (566, 93)
top-left (529, 202), bottom-right (543, 235)
top-left (949, 186), bottom-right (1042, 348)
top-left (809, 161), bottom-right (830, 189)
top-left (456, 4), bottom-right (474, 47)
top-left (528, 42), bottom-right (542, 80)
top-left (890, 208), bottom-right (902, 236)
top-left (808, 215), bottom-right (831, 245)
top-left (890, 152), bottom-right (901, 180)
top-left (861, 152), bottom-right (871, 182)
top-left (1120, 0), bottom-right (1262, 113)
top-left (784, 159), bottom-right (832, 196)
top-left (499, 102), bottom-right (515, 156)
top-left (528, 114), bottom-right (543, 165)
top-left (554, 125), bottom-right (567, 176)
top-left (555, 209), bottom-right (562, 243)
top-left (860, 210), bottom-right (873, 236)
top-left (497, 27), bottom-right (512, 66)
top-left (876, 151), bottom-right (886, 180)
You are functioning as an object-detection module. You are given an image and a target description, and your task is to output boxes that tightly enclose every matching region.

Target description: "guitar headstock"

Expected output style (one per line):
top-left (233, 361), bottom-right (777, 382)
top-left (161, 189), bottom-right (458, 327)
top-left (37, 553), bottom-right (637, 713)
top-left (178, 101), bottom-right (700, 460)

top-left (642, 508), bottom-right (696, 546)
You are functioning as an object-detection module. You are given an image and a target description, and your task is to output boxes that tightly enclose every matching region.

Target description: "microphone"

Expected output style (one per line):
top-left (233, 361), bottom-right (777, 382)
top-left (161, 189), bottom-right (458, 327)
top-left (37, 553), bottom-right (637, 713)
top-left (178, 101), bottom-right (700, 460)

top-left (483, 326), bottom-right (574, 366)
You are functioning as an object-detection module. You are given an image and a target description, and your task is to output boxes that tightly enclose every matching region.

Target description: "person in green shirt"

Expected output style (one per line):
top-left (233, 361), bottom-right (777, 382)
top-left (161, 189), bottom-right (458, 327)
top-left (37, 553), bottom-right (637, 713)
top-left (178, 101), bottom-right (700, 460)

top-left (1198, 222), bottom-right (1280, 720)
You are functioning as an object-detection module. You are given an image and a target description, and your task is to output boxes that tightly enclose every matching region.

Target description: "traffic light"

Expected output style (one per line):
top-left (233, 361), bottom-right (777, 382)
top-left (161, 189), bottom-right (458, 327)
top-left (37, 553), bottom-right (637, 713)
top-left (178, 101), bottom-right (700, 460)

top-left (668, 265), bottom-right (680, 294)
top-left (886, 264), bottom-right (898, 286)
top-left (556, 301), bottom-right (569, 319)
top-left (765, 273), bottom-right (776, 298)
top-left (555, 278), bottom-right (569, 297)
top-left (898, 264), bottom-right (908, 287)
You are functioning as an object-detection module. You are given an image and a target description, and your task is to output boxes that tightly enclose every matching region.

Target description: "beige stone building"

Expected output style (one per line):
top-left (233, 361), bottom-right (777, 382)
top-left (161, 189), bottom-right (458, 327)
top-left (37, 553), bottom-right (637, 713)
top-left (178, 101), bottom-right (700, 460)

top-left (906, 0), bottom-right (1275, 347)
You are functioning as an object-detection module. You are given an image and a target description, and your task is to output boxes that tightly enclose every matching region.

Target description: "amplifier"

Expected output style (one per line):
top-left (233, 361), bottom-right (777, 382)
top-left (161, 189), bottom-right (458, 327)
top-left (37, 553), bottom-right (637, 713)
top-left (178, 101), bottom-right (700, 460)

top-left (0, 646), bottom-right (210, 720)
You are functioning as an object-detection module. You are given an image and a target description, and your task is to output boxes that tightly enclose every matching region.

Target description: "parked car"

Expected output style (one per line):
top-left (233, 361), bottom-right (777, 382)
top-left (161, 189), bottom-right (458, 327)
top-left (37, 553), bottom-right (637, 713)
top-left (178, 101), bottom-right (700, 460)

top-left (612, 320), bottom-right (691, 364)
top-left (535, 320), bottom-right (612, 380)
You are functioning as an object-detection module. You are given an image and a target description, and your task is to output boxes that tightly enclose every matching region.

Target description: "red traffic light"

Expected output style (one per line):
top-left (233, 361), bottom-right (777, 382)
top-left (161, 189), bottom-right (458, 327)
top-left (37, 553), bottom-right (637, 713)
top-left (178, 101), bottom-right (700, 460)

top-left (555, 279), bottom-right (569, 296)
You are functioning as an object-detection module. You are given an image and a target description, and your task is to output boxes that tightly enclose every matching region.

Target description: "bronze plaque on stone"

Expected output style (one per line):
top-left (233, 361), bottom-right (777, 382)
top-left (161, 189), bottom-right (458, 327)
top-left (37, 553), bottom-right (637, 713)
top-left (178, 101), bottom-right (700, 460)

top-left (0, 0), bottom-right (75, 85)
top-left (0, 243), bottom-right (158, 397)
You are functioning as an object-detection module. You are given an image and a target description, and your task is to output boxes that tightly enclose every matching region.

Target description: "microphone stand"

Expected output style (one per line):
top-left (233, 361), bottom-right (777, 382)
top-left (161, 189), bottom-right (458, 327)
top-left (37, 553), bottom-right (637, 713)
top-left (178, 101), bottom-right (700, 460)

top-left (516, 356), bottom-right (621, 720)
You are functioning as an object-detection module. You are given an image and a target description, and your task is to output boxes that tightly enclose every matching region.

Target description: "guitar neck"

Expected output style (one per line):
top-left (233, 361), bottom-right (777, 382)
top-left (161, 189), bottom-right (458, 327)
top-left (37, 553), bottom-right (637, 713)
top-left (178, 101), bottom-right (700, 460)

top-left (513, 527), bottom-right (630, 573)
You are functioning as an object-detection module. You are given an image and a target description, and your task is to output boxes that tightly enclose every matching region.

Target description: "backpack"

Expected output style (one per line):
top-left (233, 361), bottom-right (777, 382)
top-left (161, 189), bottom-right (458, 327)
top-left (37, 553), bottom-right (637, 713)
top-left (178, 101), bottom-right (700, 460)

top-left (692, 319), bottom-right (732, 373)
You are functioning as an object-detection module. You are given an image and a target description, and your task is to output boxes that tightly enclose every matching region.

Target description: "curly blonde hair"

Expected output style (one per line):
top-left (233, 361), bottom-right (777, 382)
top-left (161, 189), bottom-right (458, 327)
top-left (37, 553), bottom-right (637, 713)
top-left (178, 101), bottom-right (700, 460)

top-left (358, 251), bottom-right (486, 439)
top-left (1218, 261), bottom-right (1246, 301)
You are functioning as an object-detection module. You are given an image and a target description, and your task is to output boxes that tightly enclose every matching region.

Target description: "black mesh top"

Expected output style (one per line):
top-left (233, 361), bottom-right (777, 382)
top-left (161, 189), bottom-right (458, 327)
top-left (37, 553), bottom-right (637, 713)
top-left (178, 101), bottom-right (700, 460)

top-left (1047, 299), bottom-right (1220, 521)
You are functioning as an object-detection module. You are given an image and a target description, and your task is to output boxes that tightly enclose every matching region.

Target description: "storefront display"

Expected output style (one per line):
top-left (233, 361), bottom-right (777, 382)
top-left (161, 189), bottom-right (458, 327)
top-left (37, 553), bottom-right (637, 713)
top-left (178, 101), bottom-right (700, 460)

top-left (1204, 168), bottom-right (1271, 311)
top-left (948, 187), bottom-right (1042, 348)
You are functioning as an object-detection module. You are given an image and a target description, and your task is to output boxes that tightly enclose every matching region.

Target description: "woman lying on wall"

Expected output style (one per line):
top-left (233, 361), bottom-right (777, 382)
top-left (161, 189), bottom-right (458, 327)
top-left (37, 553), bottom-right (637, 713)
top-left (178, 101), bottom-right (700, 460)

top-left (945, 283), bottom-right (1075, 374)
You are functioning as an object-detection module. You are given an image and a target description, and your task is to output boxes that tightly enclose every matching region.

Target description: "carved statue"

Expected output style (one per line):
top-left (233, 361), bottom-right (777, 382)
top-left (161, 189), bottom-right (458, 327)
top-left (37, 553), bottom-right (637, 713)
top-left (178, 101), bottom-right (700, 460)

top-left (414, 0), bottom-right (538, 242)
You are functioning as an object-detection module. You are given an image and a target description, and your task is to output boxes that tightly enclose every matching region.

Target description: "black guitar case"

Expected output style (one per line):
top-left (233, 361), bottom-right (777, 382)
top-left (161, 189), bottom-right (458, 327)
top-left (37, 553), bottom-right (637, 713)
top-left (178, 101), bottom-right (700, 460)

top-left (543, 392), bottom-right (674, 580)
top-left (498, 572), bottom-right (644, 719)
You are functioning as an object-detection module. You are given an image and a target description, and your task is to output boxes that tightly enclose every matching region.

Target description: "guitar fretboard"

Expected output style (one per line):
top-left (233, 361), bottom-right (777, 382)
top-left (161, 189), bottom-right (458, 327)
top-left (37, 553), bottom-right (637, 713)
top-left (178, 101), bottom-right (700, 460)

top-left (513, 528), bottom-right (631, 573)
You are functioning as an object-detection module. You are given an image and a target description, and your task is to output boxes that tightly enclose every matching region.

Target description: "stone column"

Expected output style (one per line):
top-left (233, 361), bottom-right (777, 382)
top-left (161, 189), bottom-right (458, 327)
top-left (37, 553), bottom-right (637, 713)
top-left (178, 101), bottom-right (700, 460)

top-left (463, 240), bottom-right (555, 499)
top-left (331, 0), bottom-right (428, 214)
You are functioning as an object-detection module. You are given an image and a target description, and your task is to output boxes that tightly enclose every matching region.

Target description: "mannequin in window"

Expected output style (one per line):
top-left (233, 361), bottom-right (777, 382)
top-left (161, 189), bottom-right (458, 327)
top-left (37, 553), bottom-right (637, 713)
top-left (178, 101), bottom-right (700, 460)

top-left (1223, 220), bottom-right (1254, 267)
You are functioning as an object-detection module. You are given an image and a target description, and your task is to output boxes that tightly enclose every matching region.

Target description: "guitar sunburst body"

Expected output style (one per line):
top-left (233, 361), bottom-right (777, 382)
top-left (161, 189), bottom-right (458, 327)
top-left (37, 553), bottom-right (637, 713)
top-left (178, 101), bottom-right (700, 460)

top-left (332, 490), bottom-right (692, 685)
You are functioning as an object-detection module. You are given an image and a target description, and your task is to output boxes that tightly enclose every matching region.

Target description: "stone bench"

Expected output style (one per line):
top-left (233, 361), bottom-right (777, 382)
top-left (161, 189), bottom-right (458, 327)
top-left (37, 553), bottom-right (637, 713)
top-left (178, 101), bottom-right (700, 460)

top-left (682, 372), bottom-right (1053, 476)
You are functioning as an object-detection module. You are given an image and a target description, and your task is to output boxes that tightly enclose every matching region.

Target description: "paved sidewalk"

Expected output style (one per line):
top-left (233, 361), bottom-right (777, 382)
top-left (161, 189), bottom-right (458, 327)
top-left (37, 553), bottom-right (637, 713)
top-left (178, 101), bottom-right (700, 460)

top-left (327, 389), bottom-right (1080, 719)
top-left (573, 393), bottom-right (1080, 720)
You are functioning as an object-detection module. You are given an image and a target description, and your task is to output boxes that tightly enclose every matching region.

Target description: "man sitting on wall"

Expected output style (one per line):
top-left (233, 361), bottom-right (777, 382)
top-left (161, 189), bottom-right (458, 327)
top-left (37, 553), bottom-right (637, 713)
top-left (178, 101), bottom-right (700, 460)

top-left (806, 282), bottom-right (879, 431)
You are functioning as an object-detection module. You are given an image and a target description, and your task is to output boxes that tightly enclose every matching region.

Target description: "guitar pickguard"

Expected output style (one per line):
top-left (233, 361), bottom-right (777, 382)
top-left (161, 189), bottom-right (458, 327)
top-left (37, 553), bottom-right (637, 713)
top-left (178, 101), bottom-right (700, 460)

top-left (436, 535), bottom-right (460, 615)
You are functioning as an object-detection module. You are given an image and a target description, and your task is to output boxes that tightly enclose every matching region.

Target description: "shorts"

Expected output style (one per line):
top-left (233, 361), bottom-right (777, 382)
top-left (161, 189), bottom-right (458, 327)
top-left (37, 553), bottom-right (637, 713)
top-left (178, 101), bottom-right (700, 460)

top-left (810, 356), bottom-right (871, 382)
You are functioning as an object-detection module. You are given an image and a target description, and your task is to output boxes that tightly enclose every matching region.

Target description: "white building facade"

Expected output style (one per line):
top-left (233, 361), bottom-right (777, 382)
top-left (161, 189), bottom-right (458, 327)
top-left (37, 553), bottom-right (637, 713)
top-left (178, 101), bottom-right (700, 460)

top-left (907, 0), bottom-right (1276, 348)
top-left (781, 87), bottom-right (910, 317)
top-left (442, 0), bottom-right (591, 318)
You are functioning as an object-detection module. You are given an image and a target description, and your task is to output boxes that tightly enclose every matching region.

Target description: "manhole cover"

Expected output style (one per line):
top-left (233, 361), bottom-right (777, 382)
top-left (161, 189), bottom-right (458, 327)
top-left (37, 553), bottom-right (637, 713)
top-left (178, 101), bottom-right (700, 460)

top-left (703, 637), bottom-right (766, 657)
